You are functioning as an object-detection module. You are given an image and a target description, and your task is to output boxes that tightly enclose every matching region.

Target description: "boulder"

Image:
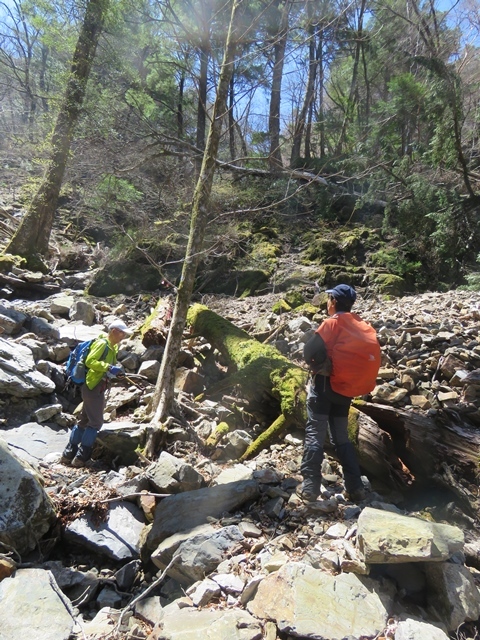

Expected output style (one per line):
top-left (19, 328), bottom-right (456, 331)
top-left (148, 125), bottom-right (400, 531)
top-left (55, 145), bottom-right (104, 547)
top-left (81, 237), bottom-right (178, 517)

top-left (0, 569), bottom-right (74, 640)
top-left (154, 525), bottom-right (245, 586)
top-left (247, 561), bottom-right (392, 639)
top-left (64, 501), bottom-right (146, 561)
top-left (153, 605), bottom-right (262, 640)
top-left (146, 451), bottom-right (205, 494)
top-left (68, 299), bottom-right (96, 325)
top-left (357, 508), bottom-right (464, 563)
top-left (0, 422), bottom-right (68, 466)
top-left (145, 480), bottom-right (259, 552)
top-left (0, 440), bottom-right (56, 554)
top-left (0, 338), bottom-right (56, 397)
top-left (96, 421), bottom-right (146, 464)
top-left (425, 562), bottom-right (480, 631)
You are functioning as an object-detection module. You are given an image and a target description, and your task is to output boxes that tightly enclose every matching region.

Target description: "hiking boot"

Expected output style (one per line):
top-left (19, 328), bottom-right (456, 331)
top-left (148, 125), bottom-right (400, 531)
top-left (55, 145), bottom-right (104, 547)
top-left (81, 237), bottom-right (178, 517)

top-left (344, 487), bottom-right (366, 502)
top-left (296, 481), bottom-right (319, 502)
top-left (71, 445), bottom-right (92, 468)
top-left (59, 444), bottom-right (78, 465)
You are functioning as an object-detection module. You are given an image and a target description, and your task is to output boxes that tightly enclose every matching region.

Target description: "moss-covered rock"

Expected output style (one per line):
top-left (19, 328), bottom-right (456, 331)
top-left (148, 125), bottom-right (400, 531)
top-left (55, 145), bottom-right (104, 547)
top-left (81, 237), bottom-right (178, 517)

top-left (0, 253), bottom-right (25, 274)
top-left (373, 273), bottom-right (406, 296)
top-left (87, 259), bottom-right (160, 296)
top-left (284, 290), bottom-right (304, 308)
top-left (295, 302), bottom-right (319, 318)
top-left (272, 299), bottom-right (292, 314)
top-left (201, 269), bottom-right (269, 297)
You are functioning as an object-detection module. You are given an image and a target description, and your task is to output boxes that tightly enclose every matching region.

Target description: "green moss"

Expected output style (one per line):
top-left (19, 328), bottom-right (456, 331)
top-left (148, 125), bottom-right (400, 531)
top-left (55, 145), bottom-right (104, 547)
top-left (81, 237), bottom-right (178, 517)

top-left (284, 290), bottom-right (304, 308)
top-left (295, 303), bottom-right (319, 317)
top-left (241, 414), bottom-right (290, 460)
top-left (374, 273), bottom-right (406, 296)
top-left (347, 407), bottom-right (360, 444)
top-left (272, 299), bottom-right (292, 314)
top-left (0, 253), bottom-right (25, 273)
top-left (206, 421), bottom-right (231, 448)
top-left (251, 240), bottom-right (281, 265)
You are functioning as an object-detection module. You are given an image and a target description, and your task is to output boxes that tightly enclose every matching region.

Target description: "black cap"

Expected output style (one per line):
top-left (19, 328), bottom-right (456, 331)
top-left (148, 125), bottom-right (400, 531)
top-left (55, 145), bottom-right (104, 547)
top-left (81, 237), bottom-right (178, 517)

top-left (325, 284), bottom-right (357, 303)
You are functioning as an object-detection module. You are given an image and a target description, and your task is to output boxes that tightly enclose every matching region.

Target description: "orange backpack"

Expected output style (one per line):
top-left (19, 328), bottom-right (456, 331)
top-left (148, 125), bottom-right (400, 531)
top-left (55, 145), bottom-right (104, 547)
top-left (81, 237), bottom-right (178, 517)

top-left (317, 313), bottom-right (381, 397)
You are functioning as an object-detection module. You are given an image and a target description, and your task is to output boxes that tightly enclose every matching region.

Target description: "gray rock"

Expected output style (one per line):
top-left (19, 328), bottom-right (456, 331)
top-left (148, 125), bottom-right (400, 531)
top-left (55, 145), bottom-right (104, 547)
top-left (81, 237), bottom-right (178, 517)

top-left (140, 345), bottom-right (165, 362)
top-left (212, 572), bottom-right (245, 595)
top-left (134, 596), bottom-right (164, 625)
top-left (30, 316), bottom-right (60, 339)
top-left (97, 421), bottom-right (146, 464)
top-left (357, 507), bottom-right (464, 563)
top-left (145, 480), bottom-right (259, 552)
top-left (164, 525), bottom-right (244, 586)
top-left (220, 430), bottom-right (252, 460)
top-left (0, 569), bottom-right (74, 640)
top-left (0, 301), bottom-right (28, 335)
top-left (190, 578), bottom-right (221, 606)
top-left (213, 464), bottom-right (254, 485)
top-left (0, 421), bottom-right (68, 465)
top-left (57, 323), bottom-right (104, 345)
top-left (174, 367), bottom-right (204, 395)
top-left (32, 403), bottom-right (62, 423)
top-left (146, 450), bottom-right (205, 494)
top-left (0, 440), bottom-right (56, 554)
top-left (119, 351), bottom-right (140, 370)
top-left (49, 294), bottom-right (75, 315)
top-left (151, 523), bottom-right (217, 570)
top-left (425, 562), bottom-right (480, 631)
top-left (16, 337), bottom-right (49, 360)
top-left (138, 359), bottom-right (161, 381)
top-left (248, 561), bottom-right (392, 640)
top-left (69, 299), bottom-right (96, 325)
top-left (115, 559), bottom-right (141, 590)
top-left (0, 338), bottom-right (56, 396)
top-left (155, 605), bottom-right (262, 640)
top-left (64, 501), bottom-right (146, 561)
top-left (395, 618), bottom-right (449, 640)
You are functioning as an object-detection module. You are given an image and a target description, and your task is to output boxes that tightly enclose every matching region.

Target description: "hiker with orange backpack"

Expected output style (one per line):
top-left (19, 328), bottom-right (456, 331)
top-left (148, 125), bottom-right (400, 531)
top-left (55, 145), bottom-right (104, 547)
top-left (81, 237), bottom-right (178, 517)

top-left (297, 284), bottom-right (381, 502)
top-left (60, 319), bottom-right (132, 467)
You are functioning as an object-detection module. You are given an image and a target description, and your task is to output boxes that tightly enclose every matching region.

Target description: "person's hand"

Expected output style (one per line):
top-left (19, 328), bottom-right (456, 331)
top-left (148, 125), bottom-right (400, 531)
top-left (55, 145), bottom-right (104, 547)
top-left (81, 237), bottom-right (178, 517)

top-left (109, 365), bottom-right (125, 378)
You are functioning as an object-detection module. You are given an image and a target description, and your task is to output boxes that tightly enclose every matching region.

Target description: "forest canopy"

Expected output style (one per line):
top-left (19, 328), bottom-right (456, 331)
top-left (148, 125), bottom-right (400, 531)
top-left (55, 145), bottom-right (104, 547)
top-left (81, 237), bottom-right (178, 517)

top-left (0, 0), bottom-right (479, 290)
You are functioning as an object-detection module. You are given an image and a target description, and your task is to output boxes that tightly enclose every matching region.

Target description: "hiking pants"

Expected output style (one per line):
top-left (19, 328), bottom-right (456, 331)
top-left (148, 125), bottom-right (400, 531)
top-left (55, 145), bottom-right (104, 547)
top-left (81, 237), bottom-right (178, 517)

top-left (301, 374), bottom-right (363, 493)
top-left (68, 380), bottom-right (107, 448)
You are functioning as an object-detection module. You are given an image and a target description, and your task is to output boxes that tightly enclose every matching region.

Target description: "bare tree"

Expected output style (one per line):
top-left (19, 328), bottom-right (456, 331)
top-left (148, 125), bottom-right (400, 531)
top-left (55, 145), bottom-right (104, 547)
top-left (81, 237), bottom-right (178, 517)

top-left (146, 0), bottom-right (244, 456)
top-left (4, 0), bottom-right (110, 268)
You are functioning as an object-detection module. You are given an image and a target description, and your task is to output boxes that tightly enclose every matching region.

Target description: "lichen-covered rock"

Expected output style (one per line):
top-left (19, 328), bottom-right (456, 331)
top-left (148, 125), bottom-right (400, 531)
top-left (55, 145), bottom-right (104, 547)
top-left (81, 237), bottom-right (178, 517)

top-left (0, 440), bottom-right (56, 554)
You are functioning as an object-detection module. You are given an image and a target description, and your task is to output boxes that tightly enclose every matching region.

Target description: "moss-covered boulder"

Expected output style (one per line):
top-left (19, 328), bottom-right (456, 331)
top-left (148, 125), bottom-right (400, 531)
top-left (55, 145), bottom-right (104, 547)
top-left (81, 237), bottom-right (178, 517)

top-left (374, 273), bottom-right (406, 296)
top-left (284, 290), bottom-right (305, 309)
top-left (0, 253), bottom-right (25, 274)
top-left (201, 269), bottom-right (269, 297)
top-left (87, 259), bottom-right (160, 296)
top-left (272, 299), bottom-right (292, 314)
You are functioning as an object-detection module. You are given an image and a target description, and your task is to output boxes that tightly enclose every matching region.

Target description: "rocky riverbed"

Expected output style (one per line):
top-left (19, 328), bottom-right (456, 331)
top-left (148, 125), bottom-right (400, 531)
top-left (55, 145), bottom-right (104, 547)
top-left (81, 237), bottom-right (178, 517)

top-left (1, 271), bottom-right (480, 640)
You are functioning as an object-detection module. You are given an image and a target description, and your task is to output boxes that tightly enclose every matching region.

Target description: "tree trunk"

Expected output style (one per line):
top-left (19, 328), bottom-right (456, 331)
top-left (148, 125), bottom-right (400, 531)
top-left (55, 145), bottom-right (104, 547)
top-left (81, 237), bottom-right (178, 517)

top-left (228, 74), bottom-right (236, 162)
top-left (268, 0), bottom-right (290, 172)
top-left (290, 4), bottom-right (317, 166)
top-left (146, 0), bottom-right (244, 457)
top-left (195, 43), bottom-right (209, 175)
top-left (4, 0), bottom-right (109, 268)
top-left (335, 0), bottom-right (366, 156)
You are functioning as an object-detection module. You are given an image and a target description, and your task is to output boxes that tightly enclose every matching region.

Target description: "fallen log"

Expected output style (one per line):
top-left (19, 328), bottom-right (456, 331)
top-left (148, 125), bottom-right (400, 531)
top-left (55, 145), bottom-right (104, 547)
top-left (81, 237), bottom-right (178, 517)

top-left (187, 303), bottom-right (308, 459)
top-left (0, 273), bottom-right (61, 295)
top-left (141, 296), bottom-right (173, 348)
top-left (354, 400), bottom-right (480, 514)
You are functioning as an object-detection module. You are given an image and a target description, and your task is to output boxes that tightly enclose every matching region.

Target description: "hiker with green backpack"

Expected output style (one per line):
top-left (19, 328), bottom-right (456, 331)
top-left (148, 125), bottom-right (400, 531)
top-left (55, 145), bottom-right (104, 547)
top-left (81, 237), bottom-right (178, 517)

top-left (61, 319), bottom-right (132, 467)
